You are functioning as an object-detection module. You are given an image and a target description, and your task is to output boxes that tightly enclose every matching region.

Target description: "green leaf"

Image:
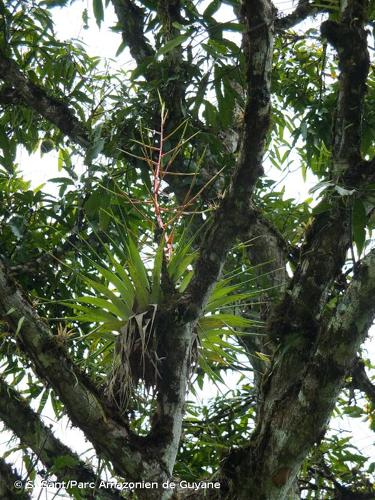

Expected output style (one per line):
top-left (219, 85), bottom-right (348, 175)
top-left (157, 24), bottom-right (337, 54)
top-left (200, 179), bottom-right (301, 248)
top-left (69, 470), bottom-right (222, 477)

top-left (49, 177), bottom-right (75, 185)
top-left (203, 100), bottom-right (218, 127)
top-left (15, 316), bottom-right (25, 336)
top-left (91, 261), bottom-right (134, 307)
top-left (51, 455), bottom-right (79, 472)
top-left (104, 253), bottom-right (135, 298)
top-left (37, 389), bottom-right (49, 414)
top-left (57, 149), bottom-right (64, 171)
top-left (75, 296), bottom-right (128, 320)
top-left (178, 270), bottom-right (194, 293)
top-left (209, 283), bottom-right (240, 302)
top-left (198, 354), bottom-right (225, 384)
top-left (206, 292), bottom-right (255, 312)
top-left (23, 453), bottom-right (36, 481)
top-left (192, 74), bottom-right (209, 117)
top-left (93, 0), bottom-right (104, 27)
top-left (126, 238), bottom-right (149, 310)
top-left (86, 136), bottom-right (105, 163)
top-left (51, 392), bottom-right (63, 418)
top-left (115, 40), bottom-right (126, 57)
top-left (168, 238), bottom-right (196, 282)
top-left (99, 208), bottom-right (111, 230)
top-left (63, 302), bottom-right (119, 324)
top-left (220, 22), bottom-right (244, 32)
top-left (156, 33), bottom-right (189, 56)
top-left (203, 0), bottom-right (220, 18)
top-left (199, 314), bottom-right (254, 331)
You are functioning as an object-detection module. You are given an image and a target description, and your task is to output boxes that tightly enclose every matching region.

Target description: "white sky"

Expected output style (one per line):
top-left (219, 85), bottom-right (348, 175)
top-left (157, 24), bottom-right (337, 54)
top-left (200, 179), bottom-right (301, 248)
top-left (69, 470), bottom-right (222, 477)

top-left (7, 0), bottom-right (375, 497)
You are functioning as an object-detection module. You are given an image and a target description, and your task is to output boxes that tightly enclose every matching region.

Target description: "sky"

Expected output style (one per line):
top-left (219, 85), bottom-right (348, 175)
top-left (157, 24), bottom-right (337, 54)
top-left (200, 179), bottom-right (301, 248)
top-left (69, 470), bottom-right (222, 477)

top-left (7, 0), bottom-right (375, 497)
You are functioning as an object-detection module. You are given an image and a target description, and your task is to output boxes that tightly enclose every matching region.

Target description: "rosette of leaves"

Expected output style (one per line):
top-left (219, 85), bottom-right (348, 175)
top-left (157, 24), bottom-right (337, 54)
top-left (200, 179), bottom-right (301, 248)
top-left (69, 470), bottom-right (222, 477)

top-left (62, 236), bottom-right (262, 411)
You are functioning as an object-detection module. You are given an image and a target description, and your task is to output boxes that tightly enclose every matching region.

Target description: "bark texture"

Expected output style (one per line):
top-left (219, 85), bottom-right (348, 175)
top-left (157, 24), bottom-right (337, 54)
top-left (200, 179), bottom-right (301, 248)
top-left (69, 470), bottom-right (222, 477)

top-left (0, 378), bottom-right (122, 500)
top-left (0, 0), bottom-right (373, 499)
top-left (0, 51), bottom-right (90, 148)
top-left (221, 2), bottom-right (374, 498)
top-left (0, 457), bottom-right (31, 500)
top-left (0, 261), bottom-right (170, 488)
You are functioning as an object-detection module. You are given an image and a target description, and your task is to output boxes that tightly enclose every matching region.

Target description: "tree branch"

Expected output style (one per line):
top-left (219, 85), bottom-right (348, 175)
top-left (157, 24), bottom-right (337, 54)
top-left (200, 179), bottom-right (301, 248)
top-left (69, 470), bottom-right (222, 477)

top-left (147, 0), bottom-right (275, 482)
top-left (111, 0), bottom-right (155, 65)
top-left (321, 2), bottom-right (370, 174)
top-left (0, 456), bottom-right (31, 500)
top-left (343, 157), bottom-right (375, 187)
top-left (269, 0), bottom-right (371, 340)
top-left (182, 0), bottom-right (275, 318)
top-left (0, 378), bottom-right (122, 500)
top-left (307, 247), bottom-right (375, 419)
top-left (351, 357), bottom-right (375, 408)
top-left (224, 248), bottom-right (375, 498)
top-left (0, 84), bottom-right (20, 105)
top-left (0, 260), bottom-right (167, 485)
top-left (275, 0), bottom-right (321, 31)
top-left (246, 206), bottom-right (290, 289)
top-left (0, 50), bottom-right (90, 148)
top-left (308, 461), bottom-right (375, 500)
top-left (241, 206), bottom-right (290, 380)
top-left (220, 4), bottom-right (374, 496)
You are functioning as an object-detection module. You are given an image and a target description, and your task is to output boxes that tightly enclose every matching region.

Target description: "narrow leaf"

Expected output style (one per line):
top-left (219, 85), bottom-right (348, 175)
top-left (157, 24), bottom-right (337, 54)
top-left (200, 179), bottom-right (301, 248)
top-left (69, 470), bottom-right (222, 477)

top-left (156, 33), bottom-right (189, 56)
top-left (93, 0), bottom-right (104, 27)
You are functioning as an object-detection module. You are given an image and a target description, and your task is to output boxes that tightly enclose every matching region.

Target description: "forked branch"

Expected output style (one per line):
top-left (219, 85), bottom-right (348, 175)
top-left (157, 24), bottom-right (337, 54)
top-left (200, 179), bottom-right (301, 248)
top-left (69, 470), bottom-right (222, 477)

top-left (0, 51), bottom-right (89, 148)
top-left (0, 378), bottom-right (122, 500)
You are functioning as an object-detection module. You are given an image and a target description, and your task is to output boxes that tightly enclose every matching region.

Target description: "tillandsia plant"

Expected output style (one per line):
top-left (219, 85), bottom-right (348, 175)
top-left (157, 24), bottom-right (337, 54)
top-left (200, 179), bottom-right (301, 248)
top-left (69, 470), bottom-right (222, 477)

top-left (1, 1), bottom-right (375, 498)
top-left (53, 104), bottom-right (265, 413)
top-left (59, 214), bottom-right (265, 413)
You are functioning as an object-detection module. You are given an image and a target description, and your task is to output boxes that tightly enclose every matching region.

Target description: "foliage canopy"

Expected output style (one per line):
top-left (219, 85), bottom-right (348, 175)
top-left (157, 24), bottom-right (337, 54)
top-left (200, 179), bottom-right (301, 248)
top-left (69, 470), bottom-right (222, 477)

top-left (0, 0), bottom-right (374, 499)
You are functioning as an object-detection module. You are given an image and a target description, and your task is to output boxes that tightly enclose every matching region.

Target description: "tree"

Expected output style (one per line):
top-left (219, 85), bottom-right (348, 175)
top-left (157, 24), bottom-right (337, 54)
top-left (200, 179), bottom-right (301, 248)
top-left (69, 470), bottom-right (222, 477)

top-left (0, 0), bottom-right (374, 498)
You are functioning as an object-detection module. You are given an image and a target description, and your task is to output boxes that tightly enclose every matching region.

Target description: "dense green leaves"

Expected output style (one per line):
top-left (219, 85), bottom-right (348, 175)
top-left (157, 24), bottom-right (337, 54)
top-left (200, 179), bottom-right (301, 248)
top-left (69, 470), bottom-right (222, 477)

top-left (0, 1), bottom-right (374, 498)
